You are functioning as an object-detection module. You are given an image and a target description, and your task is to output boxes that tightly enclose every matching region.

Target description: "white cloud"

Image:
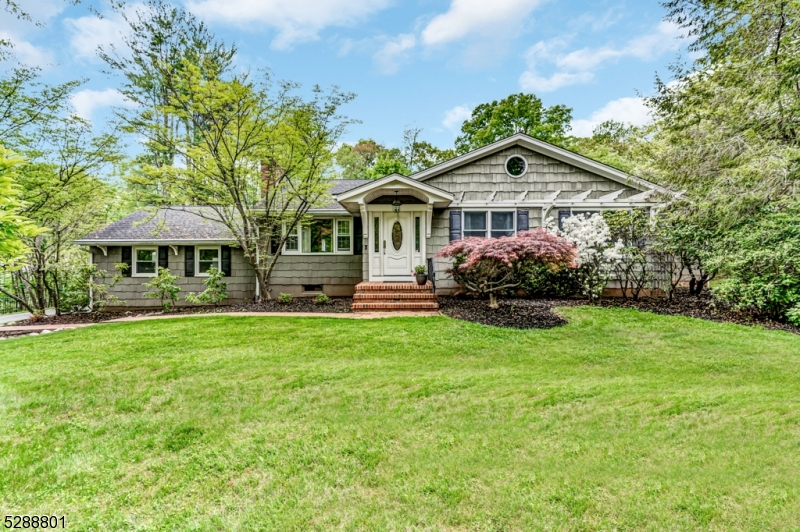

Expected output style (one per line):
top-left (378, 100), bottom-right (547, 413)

top-left (556, 21), bottom-right (682, 71)
top-left (519, 71), bottom-right (594, 92)
top-left (442, 105), bottom-right (471, 131)
top-left (519, 21), bottom-right (684, 92)
top-left (373, 34), bottom-right (416, 75)
top-left (570, 97), bottom-right (651, 137)
top-left (187, 0), bottom-right (391, 50)
top-left (421, 0), bottom-right (543, 46)
top-left (0, 32), bottom-right (54, 66)
top-left (64, 8), bottom-right (136, 61)
top-left (70, 89), bottom-right (135, 122)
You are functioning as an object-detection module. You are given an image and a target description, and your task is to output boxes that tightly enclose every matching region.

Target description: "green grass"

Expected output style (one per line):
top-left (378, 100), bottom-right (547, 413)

top-left (2, 308), bottom-right (800, 530)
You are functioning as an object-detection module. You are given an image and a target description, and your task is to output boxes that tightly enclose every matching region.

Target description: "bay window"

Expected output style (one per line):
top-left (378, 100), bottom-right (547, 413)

top-left (284, 218), bottom-right (353, 254)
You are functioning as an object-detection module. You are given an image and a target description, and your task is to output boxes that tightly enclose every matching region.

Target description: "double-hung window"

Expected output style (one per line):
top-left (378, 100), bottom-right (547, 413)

top-left (463, 211), bottom-right (516, 238)
top-left (464, 212), bottom-right (488, 238)
top-left (491, 212), bottom-right (514, 238)
top-left (197, 247), bottom-right (220, 275)
top-left (337, 220), bottom-right (351, 252)
top-left (133, 247), bottom-right (157, 276)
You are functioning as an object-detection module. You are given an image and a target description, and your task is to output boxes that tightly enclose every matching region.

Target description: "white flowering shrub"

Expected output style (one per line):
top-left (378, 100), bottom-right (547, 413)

top-left (558, 213), bottom-right (623, 301)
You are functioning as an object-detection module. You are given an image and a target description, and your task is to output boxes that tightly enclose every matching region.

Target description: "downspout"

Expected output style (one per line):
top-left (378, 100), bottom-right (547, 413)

top-left (88, 247), bottom-right (93, 311)
top-left (254, 246), bottom-right (260, 301)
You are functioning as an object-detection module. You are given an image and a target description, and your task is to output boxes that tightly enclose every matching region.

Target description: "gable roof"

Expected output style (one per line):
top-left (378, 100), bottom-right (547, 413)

top-left (410, 133), bottom-right (671, 195)
top-left (333, 173), bottom-right (453, 205)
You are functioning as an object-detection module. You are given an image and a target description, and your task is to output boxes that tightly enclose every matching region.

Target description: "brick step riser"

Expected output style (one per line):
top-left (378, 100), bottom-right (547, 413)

top-left (354, 294), bottom-right (438, 301)
top-left (355, 283), bottom-right (434, 293)
top-left (352, 303), bottom-right (440, 311)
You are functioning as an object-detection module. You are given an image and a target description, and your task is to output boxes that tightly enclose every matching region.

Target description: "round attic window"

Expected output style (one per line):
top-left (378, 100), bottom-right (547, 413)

top-left (505, 155), bottom-right (528, 178)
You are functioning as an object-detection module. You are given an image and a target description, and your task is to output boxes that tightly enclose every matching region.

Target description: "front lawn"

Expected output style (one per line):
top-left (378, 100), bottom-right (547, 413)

top-left (2, 308), bottom-right (800, 530)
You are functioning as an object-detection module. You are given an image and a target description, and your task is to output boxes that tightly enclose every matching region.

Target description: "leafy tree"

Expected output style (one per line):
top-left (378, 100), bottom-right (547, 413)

top-left (0, 67), bottom-right (81, 143)
top-left (455, 93), bottom-right (573, 153)
top-left (558, 214), bottom-right (624, 302)
top-left (711, 207), bottom-right (800, 322)
top-left (0, 147), bottom-right (43, 278)
top-left (334, 129), bottom-right (452, 179)
top-left (437, 229), bottom-right (577, 308)
top-left (185, 267), bottom-right (227, 306)
top-left (335, 139), bottom-right (384, 179)
top-left (603, 209), bottom-right (652, 300)
top-left (123, 56), bottom-right (353, 300)
top-left (646, 0), bottom-right (800, 224)
top-left (9, 116), bottom-right (123, 316)
top-left (60, 263), bottom-right (128, 312)
top-left (143, 266), bottom-right (181, 311)
top-left (566, 121), bottom-right (642, 173)
top-left (99, 0), bottom-right (237, 174)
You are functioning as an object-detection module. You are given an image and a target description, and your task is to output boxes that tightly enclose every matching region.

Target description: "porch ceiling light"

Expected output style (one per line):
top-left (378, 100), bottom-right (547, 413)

top-left (392, 191), bottom-right (402, 213)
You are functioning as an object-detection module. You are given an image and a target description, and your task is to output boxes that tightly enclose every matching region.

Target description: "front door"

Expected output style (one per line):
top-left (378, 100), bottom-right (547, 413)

top-left (382, 212), bottom-right (412, 277)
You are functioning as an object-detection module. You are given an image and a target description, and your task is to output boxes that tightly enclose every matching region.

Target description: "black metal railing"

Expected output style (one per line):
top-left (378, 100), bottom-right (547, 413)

top-left (426, 257), bottom-right (436, 293)
top-left (0, 295), bottom-right (24, 315)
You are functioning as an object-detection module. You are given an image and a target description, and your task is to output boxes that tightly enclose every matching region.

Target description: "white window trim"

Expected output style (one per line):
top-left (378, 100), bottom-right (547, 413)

top-left (504, 154), bottom-right (528, 178)
top-left (196, 245), bottom-right (221, 277)
top-left (132, 246), bottom-right (158, 277)
top-left (282, 217), bottom-right (354, 255)
top-left (462, 209), bottom-right (517, 238)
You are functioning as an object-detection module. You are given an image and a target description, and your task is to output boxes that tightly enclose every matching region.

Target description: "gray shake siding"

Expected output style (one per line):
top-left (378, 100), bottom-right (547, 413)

top-left (91, 245), bottom-right (256, 308)
top-left (423, 146), bottom-right (636, 201)
top-left (267, 254), bottom-right (364, 297)
top-left (92, 246), bottom-right (364, 304)
top-left (424, 147), bottom-right (637, 293)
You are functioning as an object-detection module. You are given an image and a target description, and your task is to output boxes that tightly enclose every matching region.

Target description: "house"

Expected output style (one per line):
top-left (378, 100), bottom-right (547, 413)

top-left (76, 133), bottom-right (668, 309)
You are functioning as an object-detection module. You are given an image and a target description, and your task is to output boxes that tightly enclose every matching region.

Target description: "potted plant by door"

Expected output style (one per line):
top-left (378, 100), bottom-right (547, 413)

top-left (413, 265), bottom-right (428, 286)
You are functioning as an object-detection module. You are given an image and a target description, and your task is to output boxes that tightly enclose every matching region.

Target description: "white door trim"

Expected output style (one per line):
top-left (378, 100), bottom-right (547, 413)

top-left (367, 207), bottom-right (426, 282)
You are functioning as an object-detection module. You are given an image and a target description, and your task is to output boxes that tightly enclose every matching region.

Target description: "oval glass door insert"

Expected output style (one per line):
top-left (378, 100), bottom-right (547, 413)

top-left (392, 221), bottom-right (403, 250)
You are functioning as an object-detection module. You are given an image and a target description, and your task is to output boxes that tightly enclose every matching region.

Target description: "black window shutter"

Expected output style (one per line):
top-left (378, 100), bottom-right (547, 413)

top-left (185, 245), bottom-right (195, 277)
top-left (221, 245), bottom-right (232, 276)
top-left (158, 246), bottom-right (169, 270)
top-left (269, 237), bottom-right (280, 255)
top-left (449, 210), bottom-right (462, 242)
top-left (557, 210), bottom-right (571, 231)
top-left (516, 210), bottom-right (529, 233)
top-left (353, 217), bottom-right (363, 255)
top-left (121, 246), bottom-right (132, 277)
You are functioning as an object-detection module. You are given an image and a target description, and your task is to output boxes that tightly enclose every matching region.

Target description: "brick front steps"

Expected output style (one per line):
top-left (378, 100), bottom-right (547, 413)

top-left (352, 282), bottom-right (439, 312)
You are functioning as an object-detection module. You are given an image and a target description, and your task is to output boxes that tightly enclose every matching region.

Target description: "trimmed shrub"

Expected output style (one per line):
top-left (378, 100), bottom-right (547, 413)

top-left (277, 292), bottom-right (292, 303)
top-left (437, 228), bottom-right (577, 308)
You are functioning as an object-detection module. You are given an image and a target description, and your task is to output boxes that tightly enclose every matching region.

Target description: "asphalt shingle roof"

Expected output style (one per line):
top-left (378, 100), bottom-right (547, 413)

top-left (76, 180), bottom-right (374, 243)
top-left (76, 207), bottom-right (235, 243)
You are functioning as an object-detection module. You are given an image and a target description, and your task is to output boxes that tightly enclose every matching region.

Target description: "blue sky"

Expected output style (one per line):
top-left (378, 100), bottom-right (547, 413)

top-left (2, 0), bottom-right (689, 151)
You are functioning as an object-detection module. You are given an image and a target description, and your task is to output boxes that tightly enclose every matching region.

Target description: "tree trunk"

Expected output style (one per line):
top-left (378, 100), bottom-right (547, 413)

top-left (488, 293), bottom-right (499, 309)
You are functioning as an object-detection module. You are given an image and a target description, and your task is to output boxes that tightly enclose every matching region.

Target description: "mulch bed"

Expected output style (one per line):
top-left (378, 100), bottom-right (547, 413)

top-left (438, 296), bottom-right (572, 329)
top-left (6, 297), bottom-right (353, 327)
top-left (7, 290), bottom-right (800, 334)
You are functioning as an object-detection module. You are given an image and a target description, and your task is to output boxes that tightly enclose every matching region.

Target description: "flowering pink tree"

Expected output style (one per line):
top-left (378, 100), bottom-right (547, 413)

top-left (437, 228), bottom-right (578, 308)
